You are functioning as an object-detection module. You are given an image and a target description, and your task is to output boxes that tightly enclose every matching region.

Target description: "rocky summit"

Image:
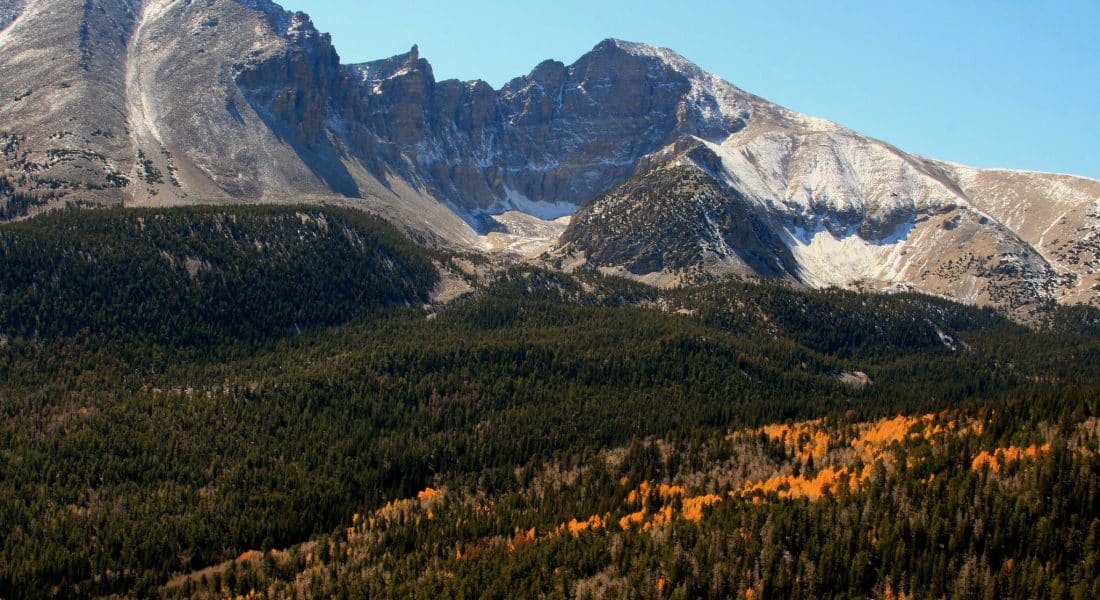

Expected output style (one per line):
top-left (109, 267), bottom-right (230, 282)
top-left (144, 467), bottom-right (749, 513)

top-left (0, 0), bottom-right (1097, 314)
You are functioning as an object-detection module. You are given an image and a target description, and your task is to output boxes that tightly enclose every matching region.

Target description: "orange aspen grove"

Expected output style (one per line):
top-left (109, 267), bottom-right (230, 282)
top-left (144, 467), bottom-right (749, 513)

top-left (739, 466), bottom-right (856, 502)
top-left (971, 443), bottom-right (1052, 472)
top-left (681, 494), bottom-right (723, 522)
top-left (560, 514), bottom-right (607, 537)
top-left (619, 509), bottom-right (648, 531)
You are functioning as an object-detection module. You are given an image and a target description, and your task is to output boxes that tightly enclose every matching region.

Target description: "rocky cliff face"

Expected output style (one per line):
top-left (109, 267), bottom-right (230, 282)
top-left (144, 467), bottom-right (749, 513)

top-left (340, 38), bottom-right (784, 218)
top-left (0, 0), bottom-right (1095, 313)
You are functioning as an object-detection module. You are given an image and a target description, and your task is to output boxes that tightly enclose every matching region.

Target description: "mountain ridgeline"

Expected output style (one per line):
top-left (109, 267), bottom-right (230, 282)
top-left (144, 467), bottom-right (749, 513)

top-left (0, 0), bottom-right (1096, 313)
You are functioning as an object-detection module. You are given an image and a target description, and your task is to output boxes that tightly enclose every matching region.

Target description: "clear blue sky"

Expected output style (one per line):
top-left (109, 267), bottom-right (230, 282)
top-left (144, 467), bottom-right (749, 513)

top-left (282, 0), bottom-right (1099, 179)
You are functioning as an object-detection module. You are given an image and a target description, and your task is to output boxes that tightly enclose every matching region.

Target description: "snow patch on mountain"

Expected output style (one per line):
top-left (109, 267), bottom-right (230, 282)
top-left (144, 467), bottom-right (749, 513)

top-left (783, 222), bottom-right (912, 289)
top-left (498, 186), bottom-right (578, 220)
top-left (465, 187), bottom-right (577, 255)
top-left (696, 131), bottom-right (977, 237)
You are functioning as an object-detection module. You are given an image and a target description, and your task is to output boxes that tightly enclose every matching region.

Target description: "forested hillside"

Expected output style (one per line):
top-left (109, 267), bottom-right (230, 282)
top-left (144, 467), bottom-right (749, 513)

top-left (168, 402), bottom-right (1100, 599)
top-left (0, 206), bottom-right (439, 350)
top-left (0, 207), bottom-right (1097, 598)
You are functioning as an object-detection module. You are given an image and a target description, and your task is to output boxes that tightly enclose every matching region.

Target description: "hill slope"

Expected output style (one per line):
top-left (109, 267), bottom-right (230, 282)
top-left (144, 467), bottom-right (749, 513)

top-left (0, 205), bottom-right (438, 348)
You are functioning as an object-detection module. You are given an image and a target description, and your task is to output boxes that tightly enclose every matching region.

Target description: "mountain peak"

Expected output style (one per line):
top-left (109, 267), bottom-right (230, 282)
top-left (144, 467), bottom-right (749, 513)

top-left (595, 38), bottom-right (663, 53)
top-left (592, 38), bottom-right (702, 77)
top-left (598, 38), bottom-right (670, 56)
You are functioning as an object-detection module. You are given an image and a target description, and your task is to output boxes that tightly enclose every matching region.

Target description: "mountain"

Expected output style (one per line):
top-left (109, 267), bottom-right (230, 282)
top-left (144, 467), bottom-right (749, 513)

top-left (0, 0), bottom-right (1096, 314)
top-left (558, 136), bottom-right (1094, 314)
